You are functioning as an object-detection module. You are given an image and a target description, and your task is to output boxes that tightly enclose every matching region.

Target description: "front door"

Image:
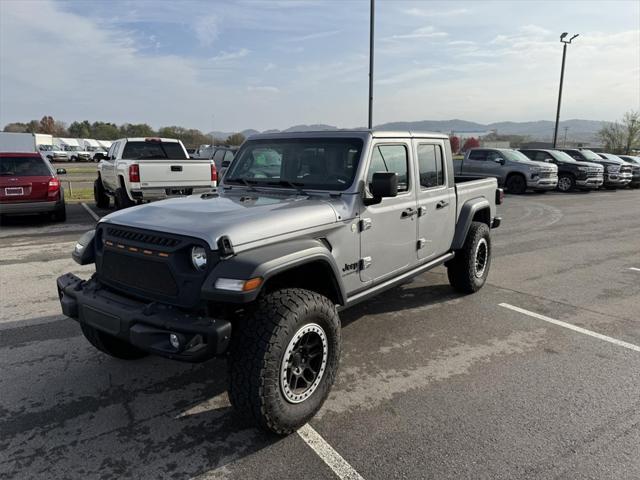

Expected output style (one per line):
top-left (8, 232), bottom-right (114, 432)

top-left (414, 141), bottom-right (456, 260)
top-left (360, 142), bottom-right (418, 283)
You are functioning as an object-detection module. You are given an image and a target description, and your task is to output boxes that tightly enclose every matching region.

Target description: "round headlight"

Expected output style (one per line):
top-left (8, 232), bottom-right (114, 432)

top-left (191, 246), bottom-right (208, 270)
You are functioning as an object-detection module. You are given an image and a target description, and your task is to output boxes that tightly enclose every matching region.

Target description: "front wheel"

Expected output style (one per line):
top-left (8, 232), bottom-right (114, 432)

top-left (228, 288), bottom-right (341, 435)
top-left (557, 174), bottom-right (575, 192)
top-left (505, 174), bottom-right (527, 194)
top-left (447, 221), bottom-right (491, 293)
top-left (94, 179), bottom-right (110, 209)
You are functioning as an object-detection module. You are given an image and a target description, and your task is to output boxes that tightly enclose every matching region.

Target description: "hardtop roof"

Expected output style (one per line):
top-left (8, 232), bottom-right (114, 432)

top-left (246, 129), bottom-right (449, 141)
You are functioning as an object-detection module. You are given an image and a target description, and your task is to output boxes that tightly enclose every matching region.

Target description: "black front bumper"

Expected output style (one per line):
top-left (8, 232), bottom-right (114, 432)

top-left (57, 273), bottom-right (231, 362)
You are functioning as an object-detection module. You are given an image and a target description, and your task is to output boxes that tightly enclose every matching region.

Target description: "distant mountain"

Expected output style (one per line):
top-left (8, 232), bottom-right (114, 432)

top-left (211, 119), bottom-right (606, 143)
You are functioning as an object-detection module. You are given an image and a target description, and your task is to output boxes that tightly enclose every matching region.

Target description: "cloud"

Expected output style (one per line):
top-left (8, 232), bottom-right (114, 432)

top-left (383, 26), bottom-right (449, 41)
top-left (193, 14), bottom-right (219, 46)
top-left (264, 62), bottom-right (276, 71)
top-left (210, 48), bottom-right (250, 62)
top-left (402, 7), bottom-right (470, 18)
top-left (247, 86), bottom-right (280, 93)
top-left (285, 29), bottom-right (341, 42)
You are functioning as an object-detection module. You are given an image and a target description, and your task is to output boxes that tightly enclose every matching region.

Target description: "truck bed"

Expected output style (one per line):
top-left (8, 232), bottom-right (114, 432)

top-left (454, 177), bottom-right (499, 216)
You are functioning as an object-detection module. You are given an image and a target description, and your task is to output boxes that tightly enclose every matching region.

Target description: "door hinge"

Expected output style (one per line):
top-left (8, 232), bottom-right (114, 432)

top-left (359, 256), bottom-right (372, 270)
top-left (417, 238), bottom-right (426, 250)
top-left (359, 218), bottom-right (372, 232)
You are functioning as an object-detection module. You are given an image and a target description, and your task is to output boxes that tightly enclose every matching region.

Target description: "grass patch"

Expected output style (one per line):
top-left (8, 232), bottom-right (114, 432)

top-left (65, 187), bottom-right (93, 201)
top-left (59, 166), bottom-right (97, 175)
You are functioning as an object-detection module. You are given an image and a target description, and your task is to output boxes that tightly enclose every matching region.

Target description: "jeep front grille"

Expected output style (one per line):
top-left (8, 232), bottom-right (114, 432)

top-left (101, 249), bottom-right (178, 296)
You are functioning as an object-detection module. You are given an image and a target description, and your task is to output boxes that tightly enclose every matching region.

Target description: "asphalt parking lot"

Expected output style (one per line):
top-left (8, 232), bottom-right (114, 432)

top-left (1, 190), bottom-right (639, 480)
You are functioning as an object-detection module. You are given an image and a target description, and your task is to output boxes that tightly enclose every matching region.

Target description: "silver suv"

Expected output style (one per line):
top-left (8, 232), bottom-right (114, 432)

top-left (456, 148), bottom-right (558, 194)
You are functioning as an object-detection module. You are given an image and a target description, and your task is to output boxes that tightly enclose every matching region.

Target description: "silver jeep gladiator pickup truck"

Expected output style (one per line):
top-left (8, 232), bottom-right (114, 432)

top-left (57, 130), bottom-right (502, 434)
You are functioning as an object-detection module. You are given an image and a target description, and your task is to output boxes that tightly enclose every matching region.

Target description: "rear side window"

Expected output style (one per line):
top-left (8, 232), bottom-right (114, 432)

top-left (122, 141), bottom-right (187, 160)
top-left (0, 157), bottom-right (51, 176)
top-left (367, 145), bottom-right (409, 192)
top-left (417, 144), bottom-right (445, 188)
top-left (468, 150), bottom-right (487, 161)
top-left (212, 149), bottom-right (226, 163)
top-left (223, 150), bottom-right (235, 163)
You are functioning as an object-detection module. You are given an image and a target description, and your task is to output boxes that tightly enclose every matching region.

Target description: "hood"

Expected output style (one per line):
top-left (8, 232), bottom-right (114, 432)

top-left (575, 161), bottom-right (604, 170)
top-left (100, 190), bottom-right (340, 250)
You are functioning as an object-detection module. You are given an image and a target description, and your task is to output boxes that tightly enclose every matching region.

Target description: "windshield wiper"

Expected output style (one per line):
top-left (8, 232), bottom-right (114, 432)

top-left (226, 177), bottom-right (258, 191)
top-left (269, 180), bottom-right (308, 195)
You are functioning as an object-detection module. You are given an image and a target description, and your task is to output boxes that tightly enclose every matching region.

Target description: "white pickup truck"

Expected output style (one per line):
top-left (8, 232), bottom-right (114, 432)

top-left (94, 137), bottom-right (217, 209)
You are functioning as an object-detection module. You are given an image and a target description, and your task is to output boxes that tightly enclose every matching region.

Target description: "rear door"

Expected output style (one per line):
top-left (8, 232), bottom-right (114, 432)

top-left (414, 141), bottom-right (456, 260)
top-left (0, 156), bottom-right (52, 203)
top-left (359, 141), bottom-right (418, 283)
top-left (460, 149), bottom-right (488, 177)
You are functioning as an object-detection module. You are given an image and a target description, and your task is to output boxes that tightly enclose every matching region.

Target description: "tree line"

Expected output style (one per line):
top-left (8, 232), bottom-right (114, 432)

top-left (597, 111), bottom-right (640, 154)
top-left (2, 116), bottom-right (245, 147)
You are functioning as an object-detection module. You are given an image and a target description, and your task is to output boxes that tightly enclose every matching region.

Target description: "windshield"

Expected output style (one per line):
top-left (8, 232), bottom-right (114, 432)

top-left (503, 150), bottom-right (533, 162)
top-left (601, 153), bottom-right (622, 162)
top-left (580, 149), bottom-right (602, 161)
top-left (122, 141), bottom-right (188, 160)
top-left (38, 145), bottom-right (53, 151)
top-left (551, 151), bottom-right (577, 162)
top-left (65, 146), bottom-right (80, 152)
top-left (225, 138), bottom-right (363, 191)
top-left (0, 156), bottom-right (51, 176)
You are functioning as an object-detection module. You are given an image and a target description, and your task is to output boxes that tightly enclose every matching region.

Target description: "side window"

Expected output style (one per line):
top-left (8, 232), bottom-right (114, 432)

top-left (107, 142), bottom-right (117, 160)
top-left (223, 150), bottom-right (235, 163)
top-left (534, 151), bottom-right (548, 162)
top-left (367, 144), bottom-right (409, 192)
top-left (212, 149), bottom-right (225, 163)
top-left (486, 151), bottom-right (501, 162)
top-left (468, 150), bottom-right (487, 161)
top-left (417, 144), bottom-right (445, 188)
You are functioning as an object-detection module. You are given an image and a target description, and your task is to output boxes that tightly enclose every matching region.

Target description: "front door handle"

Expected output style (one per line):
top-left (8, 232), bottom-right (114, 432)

top-left (436, 200), bottom-right (449, 209)
top-left (401, 207), bottom-right (417, 218)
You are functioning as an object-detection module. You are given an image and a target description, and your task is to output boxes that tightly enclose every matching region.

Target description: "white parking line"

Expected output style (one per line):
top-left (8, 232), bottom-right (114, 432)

top-left (499, 303), bottom-right (640, 353)
top-left (81, 202), bottom-right (101, 222)
top-left (298, 424), bottom-right (365, 480)
top-left (629, 267), bottom-right (640, 272)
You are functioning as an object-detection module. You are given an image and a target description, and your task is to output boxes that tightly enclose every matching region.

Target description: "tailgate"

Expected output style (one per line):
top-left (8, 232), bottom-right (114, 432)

top-left (137, 160), bottom-right (212, 187)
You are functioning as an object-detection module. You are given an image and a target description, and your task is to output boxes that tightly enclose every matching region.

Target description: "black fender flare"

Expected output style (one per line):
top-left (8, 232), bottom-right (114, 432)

top-left (201, 238), bottom-right (346, 304)
top-left (451, 198), bottom-right (491, 250)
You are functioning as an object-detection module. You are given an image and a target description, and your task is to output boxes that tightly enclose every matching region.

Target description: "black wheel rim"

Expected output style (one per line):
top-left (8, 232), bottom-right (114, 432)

top-left (474, 238), bottom-right (488, 278)
top-left (280, 323), bottom-right (328, 404)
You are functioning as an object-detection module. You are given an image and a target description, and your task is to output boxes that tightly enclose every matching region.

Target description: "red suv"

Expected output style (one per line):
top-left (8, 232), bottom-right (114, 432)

top-left (0, 152), bottom-right (67, 221)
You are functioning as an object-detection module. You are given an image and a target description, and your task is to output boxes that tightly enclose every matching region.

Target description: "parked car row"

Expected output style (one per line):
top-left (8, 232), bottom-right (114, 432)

top-left (456, 147), bottom-right (638, 193)
top-left (0, 132), bottom-right (112, 163)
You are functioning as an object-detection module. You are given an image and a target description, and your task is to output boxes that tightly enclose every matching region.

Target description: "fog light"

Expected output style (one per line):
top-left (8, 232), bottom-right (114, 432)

top-left (169, 333), bottom-right (181, 350)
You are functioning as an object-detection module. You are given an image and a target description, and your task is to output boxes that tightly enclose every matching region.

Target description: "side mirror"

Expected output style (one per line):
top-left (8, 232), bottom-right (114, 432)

top-left (493, 157), bottom-right (505, 165)
top-left (56, 168), bottom-right (67, 175)
top-left (365, 172), bottom-right (398, 205)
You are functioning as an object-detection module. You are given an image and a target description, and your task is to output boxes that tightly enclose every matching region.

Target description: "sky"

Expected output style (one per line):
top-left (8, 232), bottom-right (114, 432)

top-left (1, 0), bottom-right (638, 132)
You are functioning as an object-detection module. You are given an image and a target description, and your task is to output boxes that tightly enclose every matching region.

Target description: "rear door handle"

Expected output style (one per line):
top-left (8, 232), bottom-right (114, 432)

top-left (436, 200), bottom-right (449, 209)
top-left (401, 207), bottom-right (417, 218)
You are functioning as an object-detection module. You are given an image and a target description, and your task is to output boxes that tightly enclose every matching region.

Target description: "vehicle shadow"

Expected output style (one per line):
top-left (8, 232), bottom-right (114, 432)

top-left (4, 275), bottom-right (461, 479)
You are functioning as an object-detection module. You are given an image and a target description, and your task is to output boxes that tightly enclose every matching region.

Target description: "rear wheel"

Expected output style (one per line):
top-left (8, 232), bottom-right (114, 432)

top-left (557, 174), bottom-right (575, 192)
top-left (228, 288), bottom-right (341, 435)
top-left (505, 174), bottom-right (527, 194)
top-left (447, 222), bottom-right (491, 293)
top-left (50, 203), bottom-right (66, 222)
top-left (94, 178), bottom-right (110, 209)
top-left (114, 187), bottom-right (134, 209)
top-left (80, 323), bottom-right (148, 360)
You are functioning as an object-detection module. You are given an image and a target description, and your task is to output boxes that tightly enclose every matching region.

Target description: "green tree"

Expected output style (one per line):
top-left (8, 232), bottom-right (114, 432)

top-left (68, 120), bottom-right (92, 138)
top-left (3, 122), bottom-right (28, 133)
top-left (225, 133), bottom-right (246, 146)
top-left (119, 123), bottom-right (155, 137)
top-left (91, 122), bottom-right (120, 140)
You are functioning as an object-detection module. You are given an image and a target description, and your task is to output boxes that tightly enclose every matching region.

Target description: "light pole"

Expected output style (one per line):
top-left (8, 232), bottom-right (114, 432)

top-left (368, 0), bottom-right (375, 129)
top-left (552, 32), bottom-right (579, 148)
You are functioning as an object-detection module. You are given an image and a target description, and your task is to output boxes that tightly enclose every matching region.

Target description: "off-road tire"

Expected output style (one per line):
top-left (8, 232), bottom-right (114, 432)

top-left (94, 179), bottom-right (110, 209)
top-left (228, 288), bottom-right (341, 435)
top-left (80, 323), bottom-right (148, 360)
top-left (505, 174), bottom-right (527, 194)
top-left (447, 221), bottom-right (491, 294)
top-left (114, 187), bottom-right (134, 209)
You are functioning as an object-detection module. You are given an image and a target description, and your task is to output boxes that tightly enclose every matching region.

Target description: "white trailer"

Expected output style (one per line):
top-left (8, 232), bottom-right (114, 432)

top-left (0, 132), bottom-right (36, 153)
top-left (57, 137), bottom-right (92, 162)
top-left (82, 139), bottom-right (109, 160)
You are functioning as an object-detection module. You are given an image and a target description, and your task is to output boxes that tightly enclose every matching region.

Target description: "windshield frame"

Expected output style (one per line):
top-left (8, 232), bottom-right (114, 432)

top-left (224, 137), bottom-right (365, 192)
